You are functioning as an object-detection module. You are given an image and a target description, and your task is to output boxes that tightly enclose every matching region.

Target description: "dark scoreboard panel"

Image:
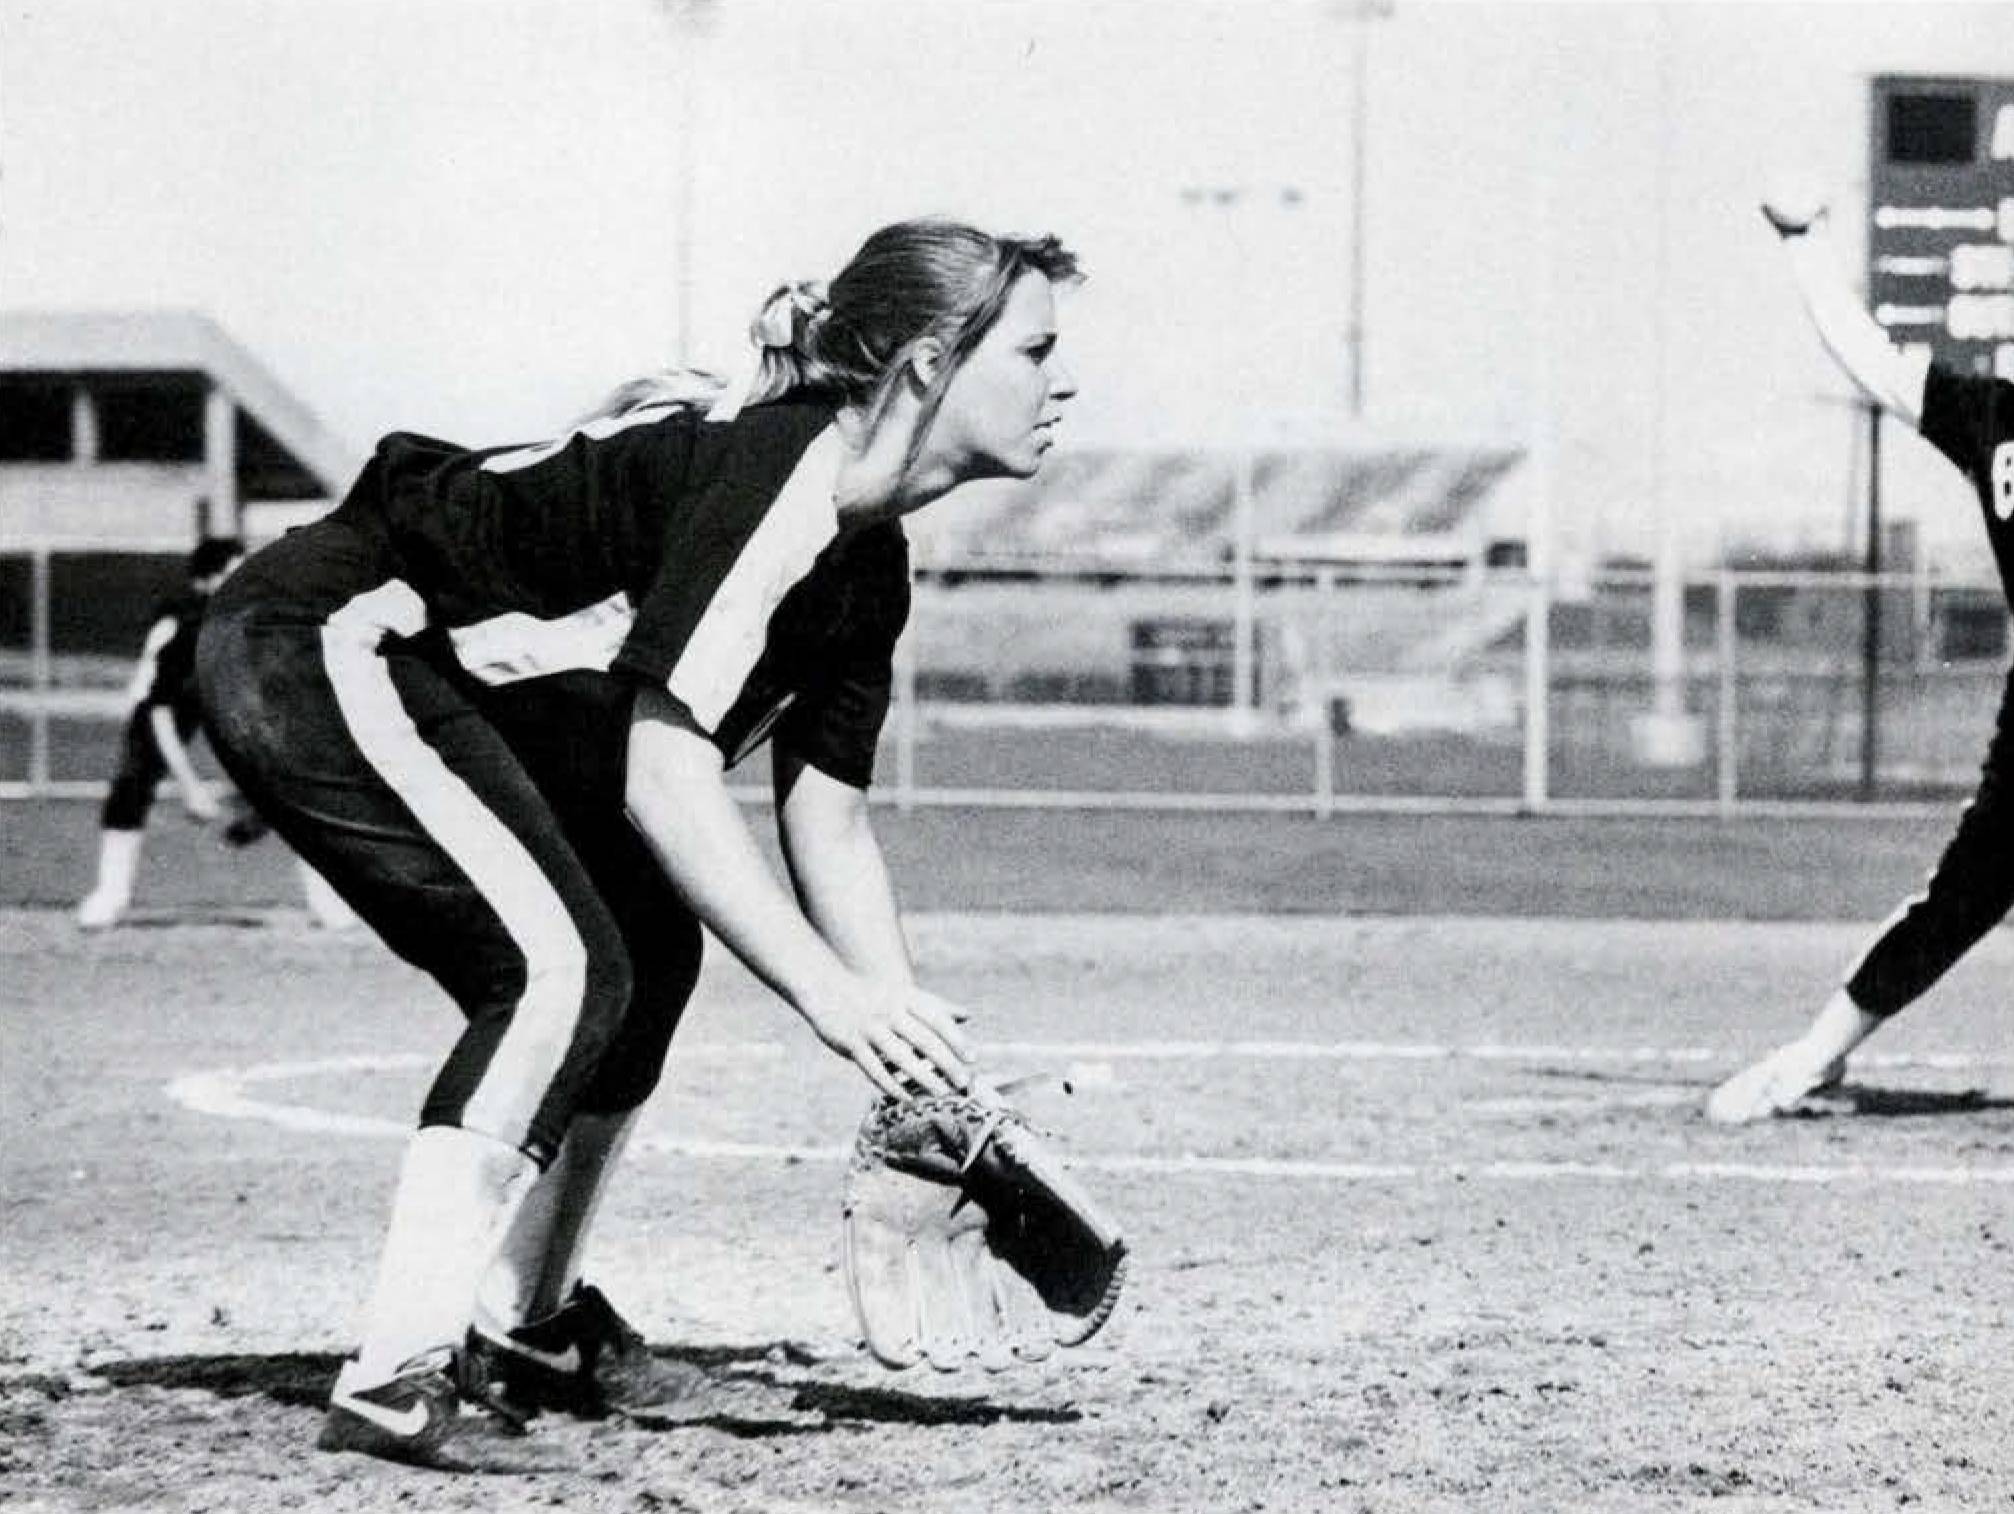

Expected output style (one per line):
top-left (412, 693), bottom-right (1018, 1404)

top-left (1868, 75), bottom-right (2014, 379)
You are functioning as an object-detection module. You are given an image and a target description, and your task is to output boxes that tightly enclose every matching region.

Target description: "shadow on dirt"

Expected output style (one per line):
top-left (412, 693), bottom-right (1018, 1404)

top-left (1804, 1085), bottom-right (2010, 1119)
top-left (115, 909), bottom-right (278, 930)
top-left (89, 1340), bottom-right (1082, 1438)
top-left (1546, 1063), bottom-right (2011, 1119)
top-left (94, 1351), bottom-right (341, 1409)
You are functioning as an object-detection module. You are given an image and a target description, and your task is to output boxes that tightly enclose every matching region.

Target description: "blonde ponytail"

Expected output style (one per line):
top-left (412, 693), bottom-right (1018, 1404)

top-left (587, 219), bottom-right (1079, 434)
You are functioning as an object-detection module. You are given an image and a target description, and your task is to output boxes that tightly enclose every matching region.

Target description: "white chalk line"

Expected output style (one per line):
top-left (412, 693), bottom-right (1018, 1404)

top-left (977, 1040), bottom-right (2014, 1072)
top-left (164, 1039), bottom-right (2014, 1081)
top-left (163, 1045), bottom-right (2014, 1188)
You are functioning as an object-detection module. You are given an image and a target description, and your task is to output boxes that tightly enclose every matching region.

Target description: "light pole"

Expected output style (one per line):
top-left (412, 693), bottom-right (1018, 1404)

top-left (1631, 3), bottom-right (1705, 769)
top-left (1177, 181), bottom-right (1307, 724)
top-left (657, 0), bottom-right (719, 363)
top-left (1329, 0), bottom-right (1391, 417)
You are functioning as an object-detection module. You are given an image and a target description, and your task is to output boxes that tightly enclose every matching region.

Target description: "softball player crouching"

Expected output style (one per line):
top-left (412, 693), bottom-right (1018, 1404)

top-left (196, 218), bottom-right (1080, 1470)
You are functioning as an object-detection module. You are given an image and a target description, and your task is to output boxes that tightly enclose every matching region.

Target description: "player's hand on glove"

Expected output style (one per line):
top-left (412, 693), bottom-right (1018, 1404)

top-left (181, 783), bottom-right (222, 824)
top-left (803, 977), bottom-right (975, 1100)
top-left (842, 1085), bottom-right (1128, 1372)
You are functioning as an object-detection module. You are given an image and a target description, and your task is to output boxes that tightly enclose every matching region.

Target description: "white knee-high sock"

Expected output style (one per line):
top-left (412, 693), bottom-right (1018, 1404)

top-left (475, 1107), bottom-right (640, 1330)
top-left (1793, 988), bottom-right (1882, 1071)
top-left (77, 829), bottom-right (144, 923)
top-left (350, 1124), bottom-right (539, 1385)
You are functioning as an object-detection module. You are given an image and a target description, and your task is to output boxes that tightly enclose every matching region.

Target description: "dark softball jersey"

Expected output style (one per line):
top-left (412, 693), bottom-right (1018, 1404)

top-left (1921, 364), bottom-right (2014, 602)
top-left (125, 590), bottom-right (209, 723)
top-left (352, 393), bottom-right (909, 786)
top-left (1842, 361), bottom-right (2014, 1018)
top-left (196, 393), bottom-right (913, 1160)
top-left (100, 589), bottom-right (209, 830)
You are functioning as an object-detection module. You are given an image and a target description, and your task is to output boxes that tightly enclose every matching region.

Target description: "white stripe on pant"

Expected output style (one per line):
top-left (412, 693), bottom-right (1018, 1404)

top-left (320, 578), bottom-right (589, 1154)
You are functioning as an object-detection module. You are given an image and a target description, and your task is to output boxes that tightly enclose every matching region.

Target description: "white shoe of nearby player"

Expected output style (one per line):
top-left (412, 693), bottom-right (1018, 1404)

top-left (1704, 1044), bottom-right (1848, 1125)
top-left (76, 828), bottom-right (143, 929)
top-left (75, 885), bottom-right (128, 930)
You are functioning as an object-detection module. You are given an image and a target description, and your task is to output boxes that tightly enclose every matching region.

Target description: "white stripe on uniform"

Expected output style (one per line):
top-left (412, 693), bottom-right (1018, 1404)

top-left (448, 591), bottom-right (635, 687)
top-left (320, 579), bottom-right (587, 1151)
top-left (123, 615), bottom-right (178, 710)
top-left (667, 425), bottom-right (843, 730)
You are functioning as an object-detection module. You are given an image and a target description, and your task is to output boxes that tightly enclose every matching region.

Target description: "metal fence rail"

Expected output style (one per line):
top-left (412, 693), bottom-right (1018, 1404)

top-left (3, 551), bottom-right (2005, 817)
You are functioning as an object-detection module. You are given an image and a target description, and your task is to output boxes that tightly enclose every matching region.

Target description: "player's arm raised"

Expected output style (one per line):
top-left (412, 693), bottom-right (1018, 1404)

top-left (1763, 196), bottom-right (1930, 428)
top-left (623, 685), bottom-right (972, 1098)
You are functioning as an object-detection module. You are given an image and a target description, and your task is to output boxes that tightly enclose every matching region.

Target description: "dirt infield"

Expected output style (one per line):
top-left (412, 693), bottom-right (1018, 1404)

top-left (3, 891), bottom-right (2011, 1512)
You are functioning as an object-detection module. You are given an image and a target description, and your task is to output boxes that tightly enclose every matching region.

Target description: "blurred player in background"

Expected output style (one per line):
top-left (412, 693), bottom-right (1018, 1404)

top-left (1708, 195), bottom-right (2014, 1123)
top-left (75, 536), bottom-right (242, 927)
top-left (74, 539), bottom-right (243, 930)
top-left (196, 218), bottom-right (1079, 1470)
top-left (75, 534), bottom-right (356, 931)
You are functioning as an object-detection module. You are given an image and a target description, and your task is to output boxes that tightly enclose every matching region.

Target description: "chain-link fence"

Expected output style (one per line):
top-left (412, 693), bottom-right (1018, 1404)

top-left (4, 547), bottom-right (2005, 813)
top-left (875, 563), bottom-right (2007, 814)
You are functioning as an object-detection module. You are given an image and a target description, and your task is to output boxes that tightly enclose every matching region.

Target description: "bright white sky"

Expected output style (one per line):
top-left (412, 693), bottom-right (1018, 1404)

top-left (2, 0), bottom-right (2010, 568)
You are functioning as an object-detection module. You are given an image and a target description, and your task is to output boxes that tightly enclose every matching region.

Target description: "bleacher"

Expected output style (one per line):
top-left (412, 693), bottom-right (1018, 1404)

top-left (909, 438), bottom-right (1524, 579)
top-left (903, 437), bottom-right (1530, 725)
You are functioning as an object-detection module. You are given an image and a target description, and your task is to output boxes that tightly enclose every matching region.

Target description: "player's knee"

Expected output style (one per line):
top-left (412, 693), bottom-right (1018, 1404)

top-left (575, 935), bottom-right (701, 1115)
top-left (541, 929), bottom-right (635, 1068)
top-left (576, 998), bottom-right (681, 1114)
top-left (1919, 872), bottom-right (2014, 941)
top-left (586, 941), bottom-right (635, 1031)
top-left (575, 1063), bottom-right (658, 1117)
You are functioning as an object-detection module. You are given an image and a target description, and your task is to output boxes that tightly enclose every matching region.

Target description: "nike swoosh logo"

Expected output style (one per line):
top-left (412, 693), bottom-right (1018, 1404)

top-left (339, 1394), bottom-right (432, 1438)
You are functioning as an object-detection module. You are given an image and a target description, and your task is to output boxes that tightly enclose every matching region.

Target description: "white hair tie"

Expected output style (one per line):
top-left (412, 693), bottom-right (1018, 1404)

top-left (709, 281), bottom-right (830, 422)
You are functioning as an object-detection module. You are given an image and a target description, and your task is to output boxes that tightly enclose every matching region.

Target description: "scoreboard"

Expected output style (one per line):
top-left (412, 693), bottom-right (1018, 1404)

top-left (1868, 74), bottom-right (2014, 379)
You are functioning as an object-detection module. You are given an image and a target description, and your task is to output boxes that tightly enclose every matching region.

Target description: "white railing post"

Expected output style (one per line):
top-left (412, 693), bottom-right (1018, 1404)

top-left (1521, 553), bottom-right (1551, 814)
top-left (205, 385), bottom-right (238, 538)
top-left (1313, 573), bottom-right (1335, 817)
top-left (1914, 551), bottom-right (1933, 673)
top-left (1716, 567), bottom-right (1738, 815)
top-left (1231, 447), bottom-right (1256, 733)
top-left (30, 544), bottom-right (52, 792)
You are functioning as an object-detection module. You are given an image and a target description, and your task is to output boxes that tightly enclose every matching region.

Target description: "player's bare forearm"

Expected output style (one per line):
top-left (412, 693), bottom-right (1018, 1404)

top-left (625, 694), bottom-right (854, 1013)
top-left (773, 750), bottom-right (914, 987)
top-left (626, 687), bottom-right (973, 1098)
top-left (1769, 208), bottom-right (1929, 427)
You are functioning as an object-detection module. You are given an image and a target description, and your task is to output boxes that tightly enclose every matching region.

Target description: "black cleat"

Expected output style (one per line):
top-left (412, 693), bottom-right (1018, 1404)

top-left (316, 1345), bottom-right (554, 1473)
top-left (469, 1283), bottom-right (707, 1419)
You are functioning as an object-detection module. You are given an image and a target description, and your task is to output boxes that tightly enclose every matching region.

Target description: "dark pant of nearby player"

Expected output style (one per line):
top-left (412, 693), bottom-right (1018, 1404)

top-left (195, 514), bottom-right (697, 1168)
top-left (101, 706), bottom-right (200, 830)
top-left (1843, 668), bottom-right (2014, 1018)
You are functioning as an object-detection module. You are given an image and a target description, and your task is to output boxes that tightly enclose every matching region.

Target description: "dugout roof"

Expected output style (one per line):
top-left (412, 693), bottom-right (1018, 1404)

top-left (0, 309), bottom-right (361, 504)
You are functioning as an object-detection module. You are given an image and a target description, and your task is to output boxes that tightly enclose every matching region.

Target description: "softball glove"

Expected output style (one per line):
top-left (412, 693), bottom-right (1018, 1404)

top-left (842, 1089), bottom-right (1128, 1372)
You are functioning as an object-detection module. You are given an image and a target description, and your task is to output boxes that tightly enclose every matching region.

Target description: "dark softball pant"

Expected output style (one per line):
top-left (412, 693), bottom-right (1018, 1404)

top-left (195, 515), bottom-right (698, 1167)
top-left (101, 705), bottom-right (202, 830)
top-left (1844, 668), bottom-right (2014, 1017)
